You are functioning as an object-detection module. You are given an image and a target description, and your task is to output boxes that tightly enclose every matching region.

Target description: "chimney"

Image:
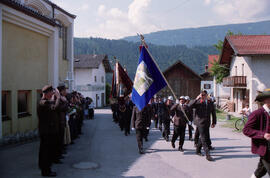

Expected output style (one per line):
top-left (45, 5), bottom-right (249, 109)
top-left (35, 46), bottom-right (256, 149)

top-left (205, 65), bottom-right (208, 72)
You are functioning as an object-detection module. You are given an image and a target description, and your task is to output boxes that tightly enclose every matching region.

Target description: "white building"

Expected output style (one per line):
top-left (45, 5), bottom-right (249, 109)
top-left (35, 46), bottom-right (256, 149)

top-left (74, 54), bottom-right (112, 108)
top-left (220, 35), bottom-right (270, 112)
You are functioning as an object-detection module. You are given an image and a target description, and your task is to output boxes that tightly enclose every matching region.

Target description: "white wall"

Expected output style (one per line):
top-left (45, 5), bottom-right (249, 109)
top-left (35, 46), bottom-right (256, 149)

top-left (74, 63), bottom-right (106, 107)
top-left (201, 80), bottom-right (214, 95)
top-left (250, 55), bottom-right (270, 111)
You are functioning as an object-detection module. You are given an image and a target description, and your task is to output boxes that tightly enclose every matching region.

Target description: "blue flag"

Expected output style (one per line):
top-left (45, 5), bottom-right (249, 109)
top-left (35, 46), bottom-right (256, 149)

top-left (132, 46), bottom-right (167, 110)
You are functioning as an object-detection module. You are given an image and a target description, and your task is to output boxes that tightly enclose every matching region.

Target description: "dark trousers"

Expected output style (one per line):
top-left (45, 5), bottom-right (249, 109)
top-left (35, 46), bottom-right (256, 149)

top-left (254, 153), bottom-right (270, 177)
top-left (188, 124), bottom-right (193, 139)
top-left (162, 121), bottom-right (170, 139)
top-left (154, 117), bottom-right (158, 128)
top-left (194, 127), bottom-right (212, 147)
top-left (136, 129), bottom-right (146, 150)
top-left (158, 117), bottom-right (163, 131)
top-left (196, 125), bottom-right (211, 155)
top-left (124, 117), bottom-right (131, 135)
top-left (39, 135), bottom-right (57, 172)
top-left (171, 125), bottom-right (186, 147)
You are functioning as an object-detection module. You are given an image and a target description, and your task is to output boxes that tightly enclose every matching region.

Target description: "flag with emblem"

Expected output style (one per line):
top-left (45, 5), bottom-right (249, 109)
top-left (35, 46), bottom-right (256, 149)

top-left (132, 46), bottom-right (167, 110)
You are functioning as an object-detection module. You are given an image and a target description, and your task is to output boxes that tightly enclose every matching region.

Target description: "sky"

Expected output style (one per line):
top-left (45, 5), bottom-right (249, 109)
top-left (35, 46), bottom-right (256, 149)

top-left (51, 0), bottom-right (270, 39)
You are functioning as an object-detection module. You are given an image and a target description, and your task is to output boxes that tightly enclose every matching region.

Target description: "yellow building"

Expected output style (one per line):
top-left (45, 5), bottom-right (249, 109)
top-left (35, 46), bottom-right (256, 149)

top-left (0, 0), bottom-right (76, 139)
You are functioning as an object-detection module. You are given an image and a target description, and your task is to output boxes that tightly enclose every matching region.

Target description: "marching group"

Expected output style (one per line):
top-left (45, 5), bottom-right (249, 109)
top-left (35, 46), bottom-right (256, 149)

top-left (111, 90), bottom-right (217, 161)
top-left (37, 84), bottom-right (94, 177)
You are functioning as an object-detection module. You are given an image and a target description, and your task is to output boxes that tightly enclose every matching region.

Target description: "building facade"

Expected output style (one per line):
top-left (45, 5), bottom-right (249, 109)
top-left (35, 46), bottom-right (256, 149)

top-left (74, 54), bottom-right (112, 108)
top-left (220, 35), bottom-right (270, 112)
top-left (160, 60), bottom-right (201, 99)
top-left (0, 0), bottom-right (75, 139)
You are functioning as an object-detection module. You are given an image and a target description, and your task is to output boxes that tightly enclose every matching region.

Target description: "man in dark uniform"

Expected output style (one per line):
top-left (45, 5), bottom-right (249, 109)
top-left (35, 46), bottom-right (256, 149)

top-left (185, 96), bottom-right (194, 140)
top-left (189, 90), bottom-right (216, 161)
top-left (171, 96), bottom-right (192, 152)
top-left (151, 97), bottom-right (159, 128)
top-left (243, 89), bottom-right (270, 178)
top-left (124, 96), bottom-right (134, 136)
top-left (162, 96), bottom-right (173, 141)
top-left (157, 96), bottom-right (165, 132)
top-left (37, 85), bottom-right (60, 177)
top-left (132, 105), bottom-right (151, 154)
top-left (117, 97), bottom-right (126, 132)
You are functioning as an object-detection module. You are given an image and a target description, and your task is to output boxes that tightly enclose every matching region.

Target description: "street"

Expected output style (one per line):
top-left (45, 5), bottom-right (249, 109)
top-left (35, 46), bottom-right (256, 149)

top-left (0, 108), bottom-right (266, 178)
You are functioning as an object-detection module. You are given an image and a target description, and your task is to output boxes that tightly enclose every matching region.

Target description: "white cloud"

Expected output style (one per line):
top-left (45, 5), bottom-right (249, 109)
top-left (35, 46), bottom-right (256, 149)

top-left (90, 0), bottom-right (158, 39)
top-left (212, 0), bottom-right (270, 22)
top-left (204, 0), bottom-right (211, 5)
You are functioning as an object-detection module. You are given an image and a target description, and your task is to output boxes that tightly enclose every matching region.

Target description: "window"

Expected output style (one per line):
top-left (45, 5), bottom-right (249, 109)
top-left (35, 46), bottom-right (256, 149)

top-left (18, 90), bottom-right (31, 118)
top-left (204, 84), bottom-right (211, 89)
top-left (101, 76), bottom-right (104, 83)
top-left (59, 24), bottom-right (68, 60)
top-left (2, 91), bottom-right (11, 121)
top-left (94, 76), bottom-right (97, 82)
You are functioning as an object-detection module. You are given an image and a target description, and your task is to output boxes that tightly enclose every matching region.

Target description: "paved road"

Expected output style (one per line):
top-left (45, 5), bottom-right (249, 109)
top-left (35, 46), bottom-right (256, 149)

top-left (0, 109), bottom-right (267, 178)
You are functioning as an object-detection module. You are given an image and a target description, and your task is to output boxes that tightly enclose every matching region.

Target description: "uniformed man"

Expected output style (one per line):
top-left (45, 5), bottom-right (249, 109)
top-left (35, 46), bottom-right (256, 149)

top-left (37, 85), bottom-right (60, 177)
top-left (171, 96), bottom-right (191, 152)
top-left (151, 97), bottom-right (159, 128)
top-left (159, 96), bottom-right (173, 141)
top-left (189, 90), bottom-right (216, 161)
top-left (132, 105), bottom-right (151, 154)
top-left (117, 97), bottom-right (126, 132)
top-left (124, 96), bottom-right (134, 136)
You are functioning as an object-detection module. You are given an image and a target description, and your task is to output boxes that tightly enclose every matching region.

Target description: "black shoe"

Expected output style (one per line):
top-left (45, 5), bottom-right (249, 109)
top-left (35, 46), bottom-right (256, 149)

top-left (178, 147), bottom-right (184, 152)
top-left (194, 143), bottom-right (197, 148)
top-left (189, 137), bottom-right (193, 141)
top-left (165, 137), bottom-right (169, 142)
top-left (145, 138), bottom-right (148, 142)
top-left (125, 132), bottom-right (128, 136)
top-left (139, 149), bottom-right (145, 154)
top-left (206, 155), bottom-right (214, 161)
top-left (42, 171), bottom-right (57, 177)
top-left (196, 152), bottom-right (204, 156)
top-left (209, 146), bottom-right (215, 150)
top-left (171, 142), bottom-right (175, 148)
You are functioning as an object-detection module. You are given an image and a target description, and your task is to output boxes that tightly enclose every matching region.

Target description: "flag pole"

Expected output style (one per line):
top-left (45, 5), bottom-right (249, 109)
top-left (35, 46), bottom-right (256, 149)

top-left (138, 34), bottom-right (178, 100)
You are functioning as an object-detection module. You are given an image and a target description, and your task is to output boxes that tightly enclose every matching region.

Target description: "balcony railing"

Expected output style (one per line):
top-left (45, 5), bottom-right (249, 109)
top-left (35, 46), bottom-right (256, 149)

top-left (223, 76), bottom-right (247, 87)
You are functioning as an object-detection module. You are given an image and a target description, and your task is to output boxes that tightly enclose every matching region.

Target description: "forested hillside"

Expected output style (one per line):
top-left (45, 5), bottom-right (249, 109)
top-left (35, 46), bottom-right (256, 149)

top-left (74, 37), bottom-right (218, 81)
top-left (123, 20), bottom-right (270, 47)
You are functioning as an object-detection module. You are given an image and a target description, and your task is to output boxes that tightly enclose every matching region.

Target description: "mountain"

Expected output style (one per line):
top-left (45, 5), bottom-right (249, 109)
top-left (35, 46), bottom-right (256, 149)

top-left (123, 20), bottom-right (270, 47)
top-left (74, 38), bottom-right (218, 82)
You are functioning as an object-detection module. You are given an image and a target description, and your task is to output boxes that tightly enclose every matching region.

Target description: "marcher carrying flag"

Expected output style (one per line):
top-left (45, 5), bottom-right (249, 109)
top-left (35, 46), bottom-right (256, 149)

top-left (110, 58), bottom-right (133, 98)
top-left (132, 35), bottom-right (176, 111)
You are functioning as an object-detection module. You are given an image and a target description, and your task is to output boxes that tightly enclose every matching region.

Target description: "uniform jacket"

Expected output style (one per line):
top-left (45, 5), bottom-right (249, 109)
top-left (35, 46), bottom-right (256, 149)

top-left (171, 104), bottom-right (192, 126)
top-left (243, 107), bottom-right (270, 157)
top-left (188, 99), bottom-right (216, 127)
top-left (37, 98), bottom-right (60, 136)
top-left (132, 105), bottom-right (151, 129)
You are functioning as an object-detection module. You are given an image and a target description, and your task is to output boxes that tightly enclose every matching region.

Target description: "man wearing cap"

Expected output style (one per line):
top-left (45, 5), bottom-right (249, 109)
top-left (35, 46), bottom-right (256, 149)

top-left (161, 96), bottom-right (174, 141)
top-left (243, 89), bottom-right (270, 178)
top-left (37, 85), bottom-right (60, 177)
top-left (189, 90), bottom-right (216, 161)
top-left (171, 96), bottom-right (191, 151)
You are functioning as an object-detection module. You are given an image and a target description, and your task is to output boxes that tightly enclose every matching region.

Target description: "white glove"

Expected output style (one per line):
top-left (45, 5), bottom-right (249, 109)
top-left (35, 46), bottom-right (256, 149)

top-left (146, 127), bottom-right (150, 130)
top-left (151, 120), bottom-right (154, 123)
top-left (188, 121), bottom-right (192, 125)
top-left (131, 128), bottom-right (135, 131)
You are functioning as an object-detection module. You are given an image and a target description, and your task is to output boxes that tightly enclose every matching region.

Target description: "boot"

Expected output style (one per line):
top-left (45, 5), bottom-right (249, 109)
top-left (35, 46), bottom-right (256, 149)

top-left (171, 141), bottom-right (175, 148)
top-left (206, 154), bottom-right (214, 161)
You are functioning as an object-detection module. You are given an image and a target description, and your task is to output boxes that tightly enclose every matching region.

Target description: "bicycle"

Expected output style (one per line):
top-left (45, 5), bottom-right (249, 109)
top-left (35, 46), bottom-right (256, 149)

top-left (235, 115), bottom-right (247, 131)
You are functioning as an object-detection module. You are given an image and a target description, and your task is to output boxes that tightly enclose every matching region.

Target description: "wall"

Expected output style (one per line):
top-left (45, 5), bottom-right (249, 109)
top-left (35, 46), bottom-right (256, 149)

top-left (250, 55), bottom-right (270, 111)
top-left (74, 63), bottom-right (106, 107)
top-left (58, 38), bottom-right (69, 83)
top-left (2, 21), bottom-right (48, 135)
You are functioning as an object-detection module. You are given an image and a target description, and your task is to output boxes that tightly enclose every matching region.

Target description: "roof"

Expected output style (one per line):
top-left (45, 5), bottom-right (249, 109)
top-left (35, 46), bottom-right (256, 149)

top-left (208, 55), bottom-right (219, 70)
top-left (42, 0), bottom-right (76, 19)
top-left (163, 60), bottom-right (202, 80)
top-left (220, 35), bottom-right (270, 64)
top-left (74, 54), bottom-right (112, 73)
top-left (1, 0), bottom-right (57, 26)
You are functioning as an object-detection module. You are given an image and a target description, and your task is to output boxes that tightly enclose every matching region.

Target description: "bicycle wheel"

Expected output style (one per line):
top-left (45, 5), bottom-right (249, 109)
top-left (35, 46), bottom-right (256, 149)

top-left (235, 119), bottom-right (246, 130)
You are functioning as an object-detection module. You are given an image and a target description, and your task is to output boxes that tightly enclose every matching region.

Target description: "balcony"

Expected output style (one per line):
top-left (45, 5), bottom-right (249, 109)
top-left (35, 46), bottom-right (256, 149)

top-left (223, 76), bottom-right (247, 87)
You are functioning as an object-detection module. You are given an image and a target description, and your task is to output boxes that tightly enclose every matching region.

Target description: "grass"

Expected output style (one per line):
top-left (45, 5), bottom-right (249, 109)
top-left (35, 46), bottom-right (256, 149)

top-left (216, 109), bottom-right (243, 132)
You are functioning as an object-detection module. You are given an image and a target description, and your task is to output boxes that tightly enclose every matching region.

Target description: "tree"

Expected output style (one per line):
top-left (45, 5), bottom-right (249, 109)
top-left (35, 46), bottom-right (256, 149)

top-left (210, 61), bottom-right (229, 84)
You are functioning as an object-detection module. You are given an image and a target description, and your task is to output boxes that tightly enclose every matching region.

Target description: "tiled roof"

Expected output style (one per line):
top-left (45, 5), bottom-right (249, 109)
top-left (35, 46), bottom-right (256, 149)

top-left (220, 35), bottom-right (270, 64)
top-left (74, 54), bottom-right (112, 73)
top-left (227, 35), bottom-right (270, 55)
top-left (208, 55), bottom-right (219, 70)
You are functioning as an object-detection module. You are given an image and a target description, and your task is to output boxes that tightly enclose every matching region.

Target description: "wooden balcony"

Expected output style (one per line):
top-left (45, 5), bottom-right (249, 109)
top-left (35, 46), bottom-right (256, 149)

top-left (223, 76), bottom-right (247, 87)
